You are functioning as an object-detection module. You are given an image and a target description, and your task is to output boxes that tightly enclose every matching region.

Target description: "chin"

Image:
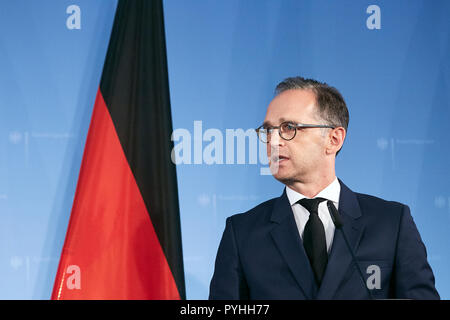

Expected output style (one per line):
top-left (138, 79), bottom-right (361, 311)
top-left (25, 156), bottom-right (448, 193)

top-left (271, 169), bottom-right (295, 185)
top-left (275, 176), bottom-right (297, 185)
top-left (270, 164), bottom-right (302, 185)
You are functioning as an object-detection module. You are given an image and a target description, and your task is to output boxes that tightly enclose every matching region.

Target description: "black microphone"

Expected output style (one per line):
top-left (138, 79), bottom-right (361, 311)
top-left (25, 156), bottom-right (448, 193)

top-left (326, 201), bottom-right (374, 300)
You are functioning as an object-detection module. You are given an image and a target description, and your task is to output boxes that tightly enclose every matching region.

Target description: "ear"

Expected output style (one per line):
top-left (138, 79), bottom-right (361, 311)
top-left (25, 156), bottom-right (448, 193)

top-left (326, 127), bottom-right (346, 155)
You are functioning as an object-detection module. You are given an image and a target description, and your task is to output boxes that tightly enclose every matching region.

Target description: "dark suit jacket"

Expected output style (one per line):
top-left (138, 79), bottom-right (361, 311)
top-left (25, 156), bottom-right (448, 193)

top-left (209, 179), bottom-right (439, 299)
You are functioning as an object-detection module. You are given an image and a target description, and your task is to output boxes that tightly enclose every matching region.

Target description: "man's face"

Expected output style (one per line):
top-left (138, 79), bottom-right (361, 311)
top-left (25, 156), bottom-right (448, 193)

top-left (263, 89), bottom-right (328, 184)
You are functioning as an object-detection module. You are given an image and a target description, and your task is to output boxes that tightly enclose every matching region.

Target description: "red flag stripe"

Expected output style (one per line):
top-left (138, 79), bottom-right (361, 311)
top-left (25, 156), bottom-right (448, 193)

top-left (51, 90), bottom-right (180, 299)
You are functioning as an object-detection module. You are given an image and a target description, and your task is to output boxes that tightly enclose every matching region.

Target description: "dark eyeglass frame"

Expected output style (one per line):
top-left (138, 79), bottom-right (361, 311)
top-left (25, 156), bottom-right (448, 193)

top-left (255, 121), bottom-right (336, 143)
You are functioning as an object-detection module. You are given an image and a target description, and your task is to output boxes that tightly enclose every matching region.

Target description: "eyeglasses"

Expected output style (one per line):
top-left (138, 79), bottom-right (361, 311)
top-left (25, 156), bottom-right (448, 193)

top-left (255, 121), bottom-right (336, 143)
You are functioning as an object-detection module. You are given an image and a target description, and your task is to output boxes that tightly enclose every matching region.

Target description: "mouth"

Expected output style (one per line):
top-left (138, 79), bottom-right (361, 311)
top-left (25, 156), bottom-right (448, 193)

top-left (271, 155), bottom-right (290, 163)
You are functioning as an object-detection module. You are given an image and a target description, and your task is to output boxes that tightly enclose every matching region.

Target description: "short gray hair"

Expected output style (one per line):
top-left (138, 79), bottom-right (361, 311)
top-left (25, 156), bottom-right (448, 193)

top-left (275, 76), bottom-right (349, 155)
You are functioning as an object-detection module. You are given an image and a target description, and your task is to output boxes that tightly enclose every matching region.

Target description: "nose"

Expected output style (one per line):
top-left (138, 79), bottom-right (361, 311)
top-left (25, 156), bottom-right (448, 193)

top-left (269, 131), bottom-right (284, 146)
top-left (268, 132), bottom-right (284, 157)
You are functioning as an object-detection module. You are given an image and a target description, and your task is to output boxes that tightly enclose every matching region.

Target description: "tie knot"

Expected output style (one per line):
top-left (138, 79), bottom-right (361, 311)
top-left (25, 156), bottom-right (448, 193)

top-left (298, 197), bottom-right (327, 214)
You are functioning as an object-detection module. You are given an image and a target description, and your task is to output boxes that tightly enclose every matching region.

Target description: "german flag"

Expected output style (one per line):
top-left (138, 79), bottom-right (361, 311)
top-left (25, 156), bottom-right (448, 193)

top-left (51, 0), bottom-right (185, 299)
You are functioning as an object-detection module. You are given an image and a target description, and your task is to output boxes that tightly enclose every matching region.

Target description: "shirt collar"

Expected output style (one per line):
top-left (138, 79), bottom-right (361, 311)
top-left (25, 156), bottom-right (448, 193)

top-left (286, 177), bottom-right (340, 206)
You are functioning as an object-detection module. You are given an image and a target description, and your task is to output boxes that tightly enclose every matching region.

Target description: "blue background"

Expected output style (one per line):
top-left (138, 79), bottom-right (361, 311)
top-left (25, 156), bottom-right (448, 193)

top-left (0, 0), bottom-right (448, 299)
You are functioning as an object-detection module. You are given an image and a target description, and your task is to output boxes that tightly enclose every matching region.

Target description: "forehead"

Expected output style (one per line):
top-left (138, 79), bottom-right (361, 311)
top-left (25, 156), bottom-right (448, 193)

top-left (264, 89), bottom-right (318, 124)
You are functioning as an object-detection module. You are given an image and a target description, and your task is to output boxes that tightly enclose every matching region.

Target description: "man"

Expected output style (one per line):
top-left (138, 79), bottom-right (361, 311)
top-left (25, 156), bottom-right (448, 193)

top-left (209, 77), bottom-right (439, 300)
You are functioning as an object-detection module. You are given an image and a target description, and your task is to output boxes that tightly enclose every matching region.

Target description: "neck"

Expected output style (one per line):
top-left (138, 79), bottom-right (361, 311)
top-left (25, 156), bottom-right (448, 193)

top-left (285, 170), bottom-right (336, 198)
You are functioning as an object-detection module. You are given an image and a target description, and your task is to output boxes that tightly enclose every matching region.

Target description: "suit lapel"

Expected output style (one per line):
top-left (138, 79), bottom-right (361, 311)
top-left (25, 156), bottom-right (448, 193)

top-left (316, 179), bottom-right (365, 299)
top-left (269, 189), bottom-right (317, 299)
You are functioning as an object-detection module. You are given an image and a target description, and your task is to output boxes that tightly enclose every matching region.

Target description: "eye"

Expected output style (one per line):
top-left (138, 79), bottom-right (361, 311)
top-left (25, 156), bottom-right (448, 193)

top-left (282, 122), bottom-right (296, 131)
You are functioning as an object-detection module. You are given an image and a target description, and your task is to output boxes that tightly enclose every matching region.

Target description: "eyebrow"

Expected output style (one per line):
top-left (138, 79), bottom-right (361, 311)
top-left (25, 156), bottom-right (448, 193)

top-left (262, 118), bottom-right (298, 127)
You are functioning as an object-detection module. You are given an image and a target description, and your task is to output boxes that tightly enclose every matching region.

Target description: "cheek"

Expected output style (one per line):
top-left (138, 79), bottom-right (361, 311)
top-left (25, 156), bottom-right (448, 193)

top-left (291, 140), bottom-right (320, 162)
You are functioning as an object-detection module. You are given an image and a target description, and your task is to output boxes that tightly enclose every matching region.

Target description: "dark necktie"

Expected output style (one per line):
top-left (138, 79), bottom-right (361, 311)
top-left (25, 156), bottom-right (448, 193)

top-left (298, 197), bottom-right (328, 286)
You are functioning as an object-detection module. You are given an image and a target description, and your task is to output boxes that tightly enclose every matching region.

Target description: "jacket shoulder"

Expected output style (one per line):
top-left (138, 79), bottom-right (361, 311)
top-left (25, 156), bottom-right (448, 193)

top-left (228, 196), bottom-right (278, 225)
top-left (355, 192), bottom-right (408, 219)
top-left (355, 192), bottom-right (406, 208)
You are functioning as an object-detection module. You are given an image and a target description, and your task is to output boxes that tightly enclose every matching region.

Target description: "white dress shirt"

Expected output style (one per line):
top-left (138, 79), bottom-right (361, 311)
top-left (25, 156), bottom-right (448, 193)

top-left (286, 177), bottom-right (341, 254)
